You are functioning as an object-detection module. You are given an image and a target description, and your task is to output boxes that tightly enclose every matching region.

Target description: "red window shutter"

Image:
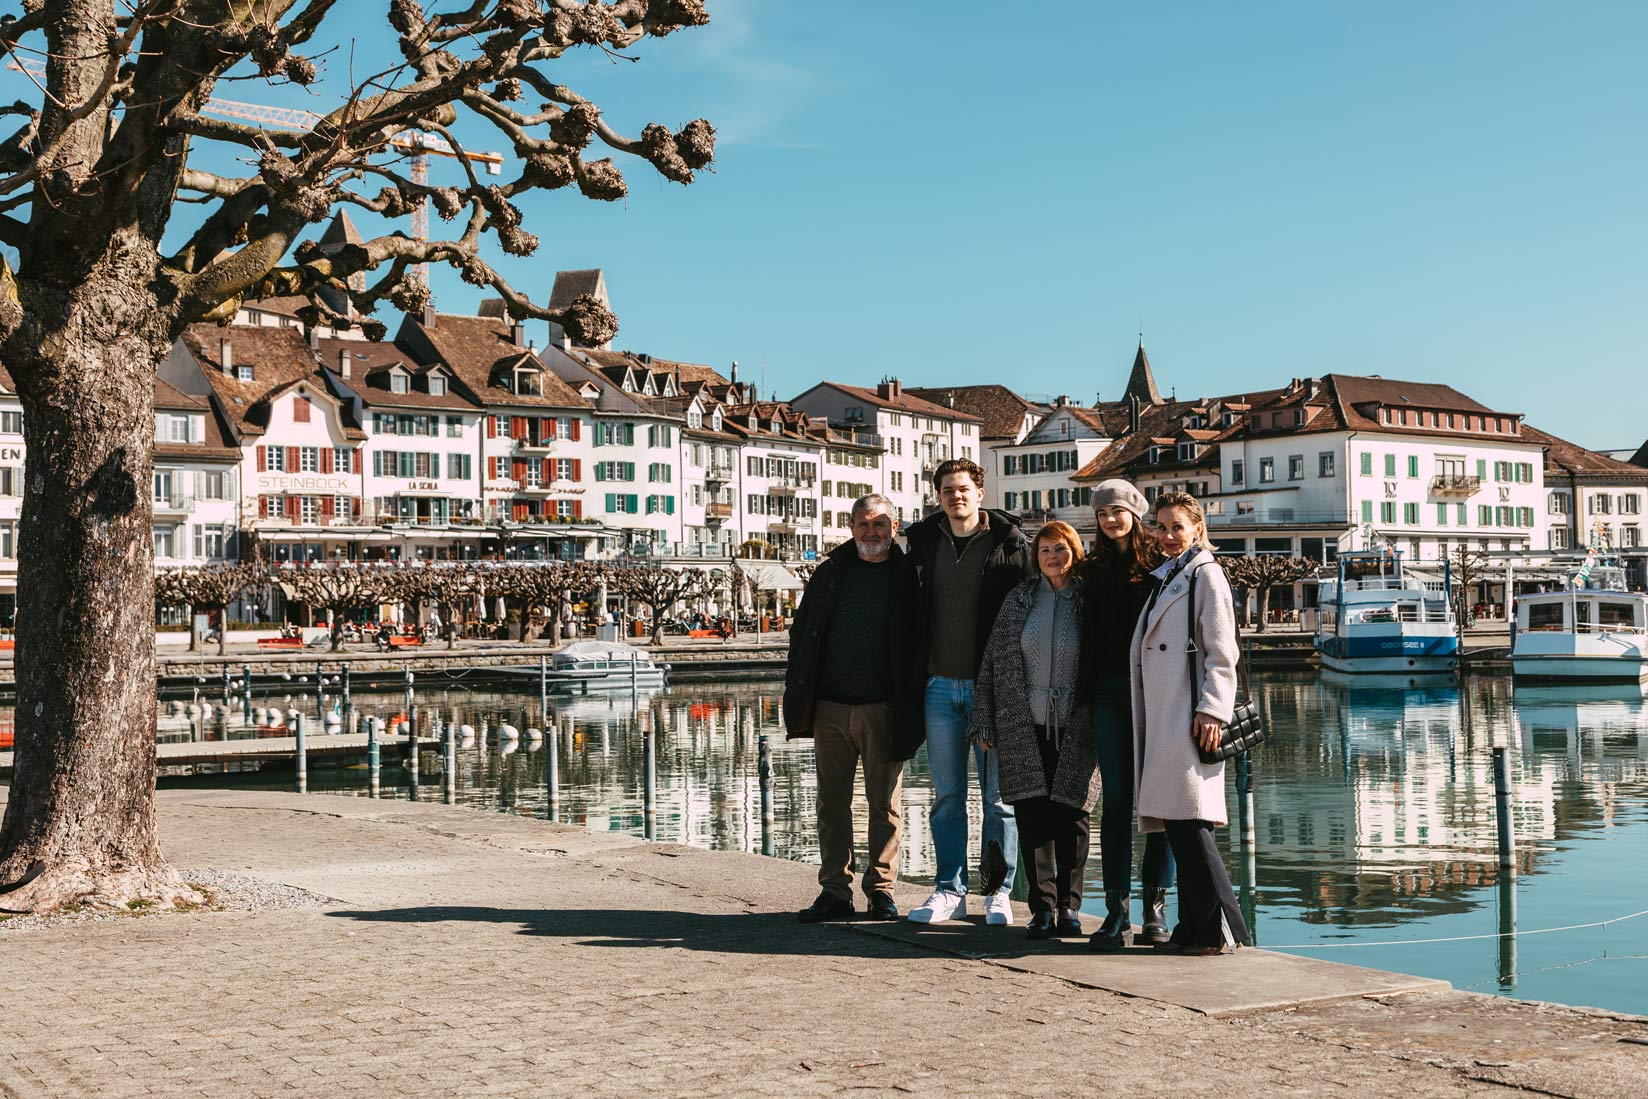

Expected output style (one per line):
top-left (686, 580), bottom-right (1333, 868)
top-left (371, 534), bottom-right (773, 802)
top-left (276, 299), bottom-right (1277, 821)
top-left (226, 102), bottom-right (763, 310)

top-left (571, 459), bottom-right (581, 481)
top-left (352, 449), bottom-right (361, 474)
top-left (545, 417), bottom-right (557, 440)
top-left (256, 446), bottom-right (266, 472)
top-left (286, 446), bottom-right (299, 472)
top-left (258, 494), bottom-right (268, 518)
top-left (511, 416), bottom-right (527, 440)
top-left (513, 502), bottom-right (528, 521)
top-left (570, 419), bottom-right (581, 441)
top-left (286, 496), bottom-right (300, 521)
top-left (321, 495), bottom-right (335, 519)
top-left (320, 448), bottom-right (333, 474)
top-left (486, 416), bottom-right (497, 439)
top-left (487, 456), bottom-right (498, 480)
top-left (572, 500), bottom-right (582, 519)
top-left (294, 396), bottom-right (310, 423)
top-left (511, 459), bottom-right (526, 480)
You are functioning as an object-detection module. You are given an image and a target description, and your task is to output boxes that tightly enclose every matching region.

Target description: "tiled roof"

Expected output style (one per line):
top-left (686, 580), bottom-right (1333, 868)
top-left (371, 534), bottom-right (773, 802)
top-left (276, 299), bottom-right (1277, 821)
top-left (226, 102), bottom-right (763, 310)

top-left (153, 377), bottom-right (240, 461)
top-left (1523, 425), bottom-right (1648, 480)
top-left (398, 312), bottom-right (588, 411)
top-left (905, 384), bottom-right (1044, 440)
top-left (317, 337), bottom-right (482, 412)
top-left (1072, 386), bottom-right (1287, 483)
top-left (238, 296), bottom-right (310, 319)
top-left (1632, 439), bottom-right (1648, 469)
top-left (800, 382), bottom-right (984, 423)
top-left (179, 324), bottom-right (362, 440)
top-left (1124, 343), bottom-right (1165, 406)
top-left (542, 346), bottom-right (669, 417)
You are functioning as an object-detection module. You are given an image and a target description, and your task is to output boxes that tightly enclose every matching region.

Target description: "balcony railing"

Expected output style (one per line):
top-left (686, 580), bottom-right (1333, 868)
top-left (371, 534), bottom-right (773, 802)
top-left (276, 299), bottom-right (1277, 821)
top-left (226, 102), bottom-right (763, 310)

top-left (705, 502), bottom-right (733, 522)
top-left (152, 494), bottom-right (195, 515)
top-left (1429, 474), bottom-right (1482, 498)
top-left (767, 478), bottom-right (815, 496)
top-left (705, 462), bottom-right (733, 483)
top-left (768, 519), bottom-right (800, 534)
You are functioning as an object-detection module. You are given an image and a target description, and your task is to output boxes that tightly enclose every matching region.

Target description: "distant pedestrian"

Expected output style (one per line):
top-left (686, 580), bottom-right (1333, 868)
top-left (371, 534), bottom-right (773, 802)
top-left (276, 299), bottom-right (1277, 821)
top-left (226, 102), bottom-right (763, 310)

top-left (784, 494), bottom-right (925, 923)
top-left (970, 521), bottom-right (1099, 939)
top-left (1076, 479), bottom-right (1175, 951)
top-left (904, 458), bottom-right (1034, 927)
top-left (1131, 491), bottom-right (1249, 955)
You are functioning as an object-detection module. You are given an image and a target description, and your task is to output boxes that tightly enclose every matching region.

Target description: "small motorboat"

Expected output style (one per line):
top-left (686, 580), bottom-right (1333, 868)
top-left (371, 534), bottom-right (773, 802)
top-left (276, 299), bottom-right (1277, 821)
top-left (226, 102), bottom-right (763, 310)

top-left (541, 641), bottom-right (668, 693)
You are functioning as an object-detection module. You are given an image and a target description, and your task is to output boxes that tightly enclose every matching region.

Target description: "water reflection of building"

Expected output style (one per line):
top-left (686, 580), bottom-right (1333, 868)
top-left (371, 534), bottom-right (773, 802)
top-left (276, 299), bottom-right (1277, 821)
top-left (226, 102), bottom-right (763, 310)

top-left (1251, 673), bottom-right (1648, 926)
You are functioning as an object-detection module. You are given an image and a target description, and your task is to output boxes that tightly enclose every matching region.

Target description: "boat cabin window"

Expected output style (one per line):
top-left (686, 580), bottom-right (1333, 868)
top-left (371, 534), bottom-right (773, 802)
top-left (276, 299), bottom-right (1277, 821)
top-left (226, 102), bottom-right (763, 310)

top-left (1526, 603), bottom-right (1565, 631)
top-left (1598, 602), bottom-right (1638, 628)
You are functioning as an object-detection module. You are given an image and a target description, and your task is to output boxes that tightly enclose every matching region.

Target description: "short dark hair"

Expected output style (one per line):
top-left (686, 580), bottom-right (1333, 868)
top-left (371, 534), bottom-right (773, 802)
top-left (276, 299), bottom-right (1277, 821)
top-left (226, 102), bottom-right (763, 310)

top-left (932, 458), bottom-right (984, 492)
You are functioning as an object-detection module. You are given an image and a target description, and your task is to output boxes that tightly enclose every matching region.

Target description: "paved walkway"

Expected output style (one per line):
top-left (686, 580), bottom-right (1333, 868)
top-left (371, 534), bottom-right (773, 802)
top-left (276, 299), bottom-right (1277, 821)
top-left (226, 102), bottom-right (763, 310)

top-left (1, 790), bottom-right (1642, 1099)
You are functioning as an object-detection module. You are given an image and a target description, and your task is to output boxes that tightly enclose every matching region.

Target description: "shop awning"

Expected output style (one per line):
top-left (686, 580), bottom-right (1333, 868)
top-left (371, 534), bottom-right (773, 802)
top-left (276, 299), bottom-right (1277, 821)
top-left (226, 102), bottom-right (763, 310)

top-left (740, 563), bottom-right (805, 592)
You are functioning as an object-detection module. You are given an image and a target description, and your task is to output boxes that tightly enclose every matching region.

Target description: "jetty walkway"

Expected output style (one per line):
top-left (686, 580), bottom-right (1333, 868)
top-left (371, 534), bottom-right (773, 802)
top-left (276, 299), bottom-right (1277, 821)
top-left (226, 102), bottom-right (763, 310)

top-left (0, 791), bottom-right (1641, 1098)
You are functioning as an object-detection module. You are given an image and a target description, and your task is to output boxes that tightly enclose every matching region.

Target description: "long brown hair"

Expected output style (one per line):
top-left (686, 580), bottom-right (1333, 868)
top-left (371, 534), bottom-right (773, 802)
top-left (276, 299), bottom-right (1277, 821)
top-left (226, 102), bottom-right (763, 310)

top-left (1089, 507), bottom-right (1162, 579)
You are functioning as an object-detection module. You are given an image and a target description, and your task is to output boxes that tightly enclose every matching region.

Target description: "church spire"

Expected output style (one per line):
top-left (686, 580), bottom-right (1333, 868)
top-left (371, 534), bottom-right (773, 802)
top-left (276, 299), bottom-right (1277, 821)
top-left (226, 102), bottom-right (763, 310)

top-left (1124, 339), bottom-right (1164, 406)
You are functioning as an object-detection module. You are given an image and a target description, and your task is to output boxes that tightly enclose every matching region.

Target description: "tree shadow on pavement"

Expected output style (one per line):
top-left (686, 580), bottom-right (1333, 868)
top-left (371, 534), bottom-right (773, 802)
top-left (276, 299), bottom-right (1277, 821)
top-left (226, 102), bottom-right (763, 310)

top-left (323, 905), bottom-right (940, 958)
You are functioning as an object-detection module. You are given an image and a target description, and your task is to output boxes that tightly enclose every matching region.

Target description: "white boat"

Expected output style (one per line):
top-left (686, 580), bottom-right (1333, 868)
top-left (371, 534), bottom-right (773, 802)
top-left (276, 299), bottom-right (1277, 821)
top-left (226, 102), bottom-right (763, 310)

top-left (540, 641), bottom-right (668, 693)
top-left (1315, 551), bottom-right (1458, 675)
top-left (1511, 566), bottom-right (1648, 683)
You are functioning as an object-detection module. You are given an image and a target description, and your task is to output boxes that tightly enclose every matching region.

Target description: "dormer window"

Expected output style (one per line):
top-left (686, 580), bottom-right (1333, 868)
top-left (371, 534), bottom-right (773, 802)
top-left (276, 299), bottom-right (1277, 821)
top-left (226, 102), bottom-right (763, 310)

top-left (1295, 408), bottom-right (1306, 425)
top-left (512, 367), bottom-right (541, 396)
top-left (1221, 410), bottom-right (1236, 427)
top-left (1177, 442), bottom-right (1197, 461)
top-left (711, 410), bottom-right (722, 431)
top-left (429, 375), bottom-right (446, 397)
top-left (771, 418), bottom-right (782, 433)
top-left (688, 410), bottom-right (702, 429)
top-left (236, 364), bottom-right (253, 382)
top-left (390, 373), bottom-right (409, 395)
top-left (1148, 445), bottom-right (1161, 464)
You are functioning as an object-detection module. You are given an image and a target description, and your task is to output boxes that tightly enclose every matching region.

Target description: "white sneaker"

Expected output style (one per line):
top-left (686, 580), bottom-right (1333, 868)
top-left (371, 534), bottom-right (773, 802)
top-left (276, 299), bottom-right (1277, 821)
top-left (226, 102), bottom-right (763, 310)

top-left (984, 890), bottom-right (1014, 926)
top-left (908, 889), bottom-right (967, 923)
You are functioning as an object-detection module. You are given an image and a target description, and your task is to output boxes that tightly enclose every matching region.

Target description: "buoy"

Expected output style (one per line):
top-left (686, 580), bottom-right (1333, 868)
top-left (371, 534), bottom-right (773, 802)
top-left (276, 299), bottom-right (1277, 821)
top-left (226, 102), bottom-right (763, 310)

top-left (280, 673), bottom-right (292, 682)
top-left (525, 727), bottom-right (543, 741)
top-left (458, 724), bottom-right (475, 743)
top-left (499, 740), bottom-right (518, 757)
top-left (325, 712), bottom-right (342, 730)
top-left (185, 703), bottom-right (200, 717)
top-left (286, 708), bottom-right (300, 724)
top-left (167, 700), bottom-right (183, 716)
top-left (498, 723), bottom-right (520, 741)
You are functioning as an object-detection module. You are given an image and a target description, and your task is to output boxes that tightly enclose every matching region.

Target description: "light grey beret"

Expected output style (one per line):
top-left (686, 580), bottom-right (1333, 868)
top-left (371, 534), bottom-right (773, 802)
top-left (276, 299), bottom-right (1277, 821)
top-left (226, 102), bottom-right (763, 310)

top-left (1091, 479), bottom-right (1148, 519)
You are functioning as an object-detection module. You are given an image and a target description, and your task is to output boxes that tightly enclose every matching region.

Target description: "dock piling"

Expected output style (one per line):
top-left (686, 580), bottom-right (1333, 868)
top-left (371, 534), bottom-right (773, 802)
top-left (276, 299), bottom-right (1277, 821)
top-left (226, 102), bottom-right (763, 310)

top-left (1236, 753), bottom-right (1256, 849)
top-left (368, 714), bottom-right (381, 798)
top-left (293, 713), bottom-right (307, 795)
top-left (1493, 746), bottom-right (1517, 873)
top-left (758, 733), bottom-right (774, 826)
top-left (642, 729), bottom-right (657, 841)
top-left (544, 727), bottom-right (559, 821)
top-left (443, 715), bottom-right (456, 805)
top-left (407, 703), bottom-right (420, 800)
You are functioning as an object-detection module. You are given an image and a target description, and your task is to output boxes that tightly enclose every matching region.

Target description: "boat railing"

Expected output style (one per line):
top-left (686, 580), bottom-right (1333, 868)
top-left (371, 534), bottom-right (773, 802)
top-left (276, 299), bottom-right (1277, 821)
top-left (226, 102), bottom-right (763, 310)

top-left (1351, 604), bottom-right (1453, 624)
top-left (1338, 577), bottom-right (1447, 593)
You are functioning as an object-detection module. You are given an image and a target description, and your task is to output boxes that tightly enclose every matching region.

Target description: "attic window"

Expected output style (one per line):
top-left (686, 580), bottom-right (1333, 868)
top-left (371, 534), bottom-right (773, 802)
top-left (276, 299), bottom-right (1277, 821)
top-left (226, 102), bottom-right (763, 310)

top-left (1295, 408), bottom-right (1306, 426)
top-left (1177, 442), bottom-right (1197, 461)
top-left (429, 375), bottom-right (447, 396)
top-left (1148, 445), bottom-right (1161, 464)
top-left (1221, 410), bottom-right (1236, 427)
top-left (770, 418), bottom-right (782, 433)
top-left (711, 410), bottom-right (722, 431)
top-left (513, 367), bottom-right (541, 396)
top-left (688, 410), bottom-right (702, 429)
top-left (235, 364), bottom-right (253, 382)
top-left (390, 374), bottom-right (409, 395)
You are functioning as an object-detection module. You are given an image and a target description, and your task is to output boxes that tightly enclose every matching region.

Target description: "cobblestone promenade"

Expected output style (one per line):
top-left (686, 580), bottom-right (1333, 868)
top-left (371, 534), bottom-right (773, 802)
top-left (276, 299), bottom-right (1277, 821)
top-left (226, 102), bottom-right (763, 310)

top-left (1, 791), bottom-right (1642, 1099)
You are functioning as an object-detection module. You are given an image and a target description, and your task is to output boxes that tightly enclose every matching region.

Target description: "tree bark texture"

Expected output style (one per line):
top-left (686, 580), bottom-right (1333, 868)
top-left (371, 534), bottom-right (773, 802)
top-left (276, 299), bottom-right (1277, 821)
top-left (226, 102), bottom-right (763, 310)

top-left (0, 265), bottom-right (199, 912)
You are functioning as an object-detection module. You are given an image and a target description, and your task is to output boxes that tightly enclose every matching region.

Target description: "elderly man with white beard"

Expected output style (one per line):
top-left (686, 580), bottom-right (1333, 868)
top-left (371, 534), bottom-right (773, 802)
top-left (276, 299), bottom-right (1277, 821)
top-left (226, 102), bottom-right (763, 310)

top-left (783, 494), bottom-right (928, 923)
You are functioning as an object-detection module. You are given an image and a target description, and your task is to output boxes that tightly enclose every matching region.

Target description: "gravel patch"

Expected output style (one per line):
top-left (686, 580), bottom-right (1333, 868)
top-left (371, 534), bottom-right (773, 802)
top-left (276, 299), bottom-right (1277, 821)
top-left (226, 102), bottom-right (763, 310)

top-left (0, 869), bottom-right (336, 933)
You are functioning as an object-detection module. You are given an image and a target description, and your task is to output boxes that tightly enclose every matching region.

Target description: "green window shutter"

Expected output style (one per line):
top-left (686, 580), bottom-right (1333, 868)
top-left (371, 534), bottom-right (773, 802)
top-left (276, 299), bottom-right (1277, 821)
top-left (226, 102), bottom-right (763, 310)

top-left (1361, 501), bottom-right (1372, 523)
top-left (1384, 454), bottom-right (1396, 477)
top-left (1437, 503), bottom-right (1448, 525)
top-left (1407, 456), bottom-right (1419, 478)
top-left (1456, 503), bottom-right (1466, 525)
top-left (1360, 453), bottom-right (1372, 476)
top-left (605, 493), bottom-right (615, 512)
top-left (666, 497), bottom-right (675, 515)
top-left (1477, 459), bottom-right (1487, 480)
top-left (627, 494), bottom-right (638, 513)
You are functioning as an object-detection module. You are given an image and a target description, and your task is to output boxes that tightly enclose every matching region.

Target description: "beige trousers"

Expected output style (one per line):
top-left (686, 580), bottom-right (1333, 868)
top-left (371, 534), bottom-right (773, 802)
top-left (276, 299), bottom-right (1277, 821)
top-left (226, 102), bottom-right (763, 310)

top-left (812, 701), bottom-right (904, 902)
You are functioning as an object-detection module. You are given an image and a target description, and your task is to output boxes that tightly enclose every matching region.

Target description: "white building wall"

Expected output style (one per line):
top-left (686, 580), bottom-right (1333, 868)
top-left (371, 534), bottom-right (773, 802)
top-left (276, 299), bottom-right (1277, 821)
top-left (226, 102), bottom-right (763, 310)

top-left (243, 387), bottom-right (365, 547)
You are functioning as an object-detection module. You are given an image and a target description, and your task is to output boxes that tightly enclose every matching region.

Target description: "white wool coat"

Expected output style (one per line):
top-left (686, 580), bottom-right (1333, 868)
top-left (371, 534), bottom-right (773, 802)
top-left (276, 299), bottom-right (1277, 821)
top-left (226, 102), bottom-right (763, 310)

top-left (1129, 548), bottom-right (1239, 831)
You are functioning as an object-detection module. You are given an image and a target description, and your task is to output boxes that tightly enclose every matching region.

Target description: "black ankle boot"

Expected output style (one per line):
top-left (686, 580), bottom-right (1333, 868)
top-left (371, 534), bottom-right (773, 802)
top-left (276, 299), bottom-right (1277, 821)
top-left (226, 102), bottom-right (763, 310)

top-left (1088, 890), bottom-right (1131, 952)
top-left (1138, 887), bottom-right (1170, 944)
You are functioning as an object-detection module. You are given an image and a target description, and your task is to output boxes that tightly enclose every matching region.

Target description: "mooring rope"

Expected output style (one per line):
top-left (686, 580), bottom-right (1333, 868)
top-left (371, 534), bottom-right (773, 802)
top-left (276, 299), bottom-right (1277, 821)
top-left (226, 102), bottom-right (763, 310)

top-left (1265, 906), bottom-right (1648, 949)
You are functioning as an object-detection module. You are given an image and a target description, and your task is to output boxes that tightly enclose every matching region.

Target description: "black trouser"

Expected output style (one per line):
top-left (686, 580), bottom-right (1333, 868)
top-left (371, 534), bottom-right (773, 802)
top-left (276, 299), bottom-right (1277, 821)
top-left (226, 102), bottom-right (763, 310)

top-left (1161, 819), bottom-right (1249, 947)
top-left (1011, 723), bottom-right (1090, 915)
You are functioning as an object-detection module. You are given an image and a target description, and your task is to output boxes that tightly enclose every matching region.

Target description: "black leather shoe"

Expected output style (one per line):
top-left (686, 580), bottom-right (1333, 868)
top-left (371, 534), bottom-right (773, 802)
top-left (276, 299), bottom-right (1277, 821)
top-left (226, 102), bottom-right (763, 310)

top-left (1153, 938), bottom-right (1188, 954)
top-left (1089, 890), bottom-right (1131, 952)
top-left (866, 892), bottom-right (899, 921)
top-left (1138, 887), bottom-right (1171, 945)
top-left (1056, 909), bottom-right (1084, 937)
top-left (797, 891), bottom-right (855, 924)
top-left (1026, 911), bottom-right (1056, 940)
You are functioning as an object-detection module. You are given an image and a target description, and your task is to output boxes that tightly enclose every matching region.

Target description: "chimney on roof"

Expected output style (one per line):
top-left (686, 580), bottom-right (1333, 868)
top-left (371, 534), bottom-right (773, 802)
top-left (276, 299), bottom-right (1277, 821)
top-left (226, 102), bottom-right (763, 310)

top-left (308, 327), bottom-right (320, 351)
top-left (1054, 395), bottom-right (1069, 407)
top-left (730, 360), bottom-right (739, 385)
top-left (336, 348), bottom-right (351, 378)
top-left (1128, 393), bottom-right (1141, 434)
top-left (509, 320), bottom-right (525, 348)
top-left (422, 303), bottom-right (436, 329)
top-left (876, 376), bottom-right (901, 401)
top-left (219, 337), bottom-right (233, 376)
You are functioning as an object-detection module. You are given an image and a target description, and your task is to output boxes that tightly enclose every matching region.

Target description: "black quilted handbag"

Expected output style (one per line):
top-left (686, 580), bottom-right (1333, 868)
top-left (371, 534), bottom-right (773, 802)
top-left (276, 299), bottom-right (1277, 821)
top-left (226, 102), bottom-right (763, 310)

top-left (1184, 563), bottom-right (1267, 764)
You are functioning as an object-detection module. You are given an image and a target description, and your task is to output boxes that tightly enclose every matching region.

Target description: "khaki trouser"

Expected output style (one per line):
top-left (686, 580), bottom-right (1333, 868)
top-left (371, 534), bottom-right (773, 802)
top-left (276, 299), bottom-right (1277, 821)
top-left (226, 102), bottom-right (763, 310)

top-left (813, 700), bottom-right (904, 902)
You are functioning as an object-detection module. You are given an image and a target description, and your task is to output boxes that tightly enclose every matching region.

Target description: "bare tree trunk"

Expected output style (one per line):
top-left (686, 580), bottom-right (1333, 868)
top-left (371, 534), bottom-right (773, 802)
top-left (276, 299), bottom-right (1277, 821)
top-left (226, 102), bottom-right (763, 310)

top-left (1254, 586), bottom-right (1271, 633)
top-left (0, 273), bottom-right (199, 912)
top-left (186, 602), bottom-right (198, 651)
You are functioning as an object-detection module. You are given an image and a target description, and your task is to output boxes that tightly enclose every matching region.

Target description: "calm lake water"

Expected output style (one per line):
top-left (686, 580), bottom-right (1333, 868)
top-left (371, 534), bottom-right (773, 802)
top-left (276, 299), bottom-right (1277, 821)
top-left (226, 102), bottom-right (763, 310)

top-left (153, 670), bottom-right (1648, 1016)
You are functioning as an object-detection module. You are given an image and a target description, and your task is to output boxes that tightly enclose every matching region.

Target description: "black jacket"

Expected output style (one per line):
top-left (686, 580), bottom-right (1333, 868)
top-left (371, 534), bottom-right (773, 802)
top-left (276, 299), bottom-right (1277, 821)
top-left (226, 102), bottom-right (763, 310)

top-left (782, 540), bottom-right (927, 761)
top-left (904, 507), bottom-right (1035, 679)
top-left (1075, 556), bottom-right (1156, 698)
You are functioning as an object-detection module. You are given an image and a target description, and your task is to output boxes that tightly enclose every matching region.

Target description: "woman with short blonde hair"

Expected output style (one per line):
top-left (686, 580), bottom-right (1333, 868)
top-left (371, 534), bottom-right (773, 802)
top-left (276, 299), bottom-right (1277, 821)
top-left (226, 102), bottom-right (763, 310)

top-left (1129, 491), bottom-right (1248, 954)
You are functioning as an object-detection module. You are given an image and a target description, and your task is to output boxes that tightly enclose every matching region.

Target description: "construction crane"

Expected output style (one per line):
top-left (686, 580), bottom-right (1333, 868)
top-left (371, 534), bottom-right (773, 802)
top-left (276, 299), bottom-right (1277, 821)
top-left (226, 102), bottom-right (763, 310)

top-left (7, 56), bottom-right (505, 285)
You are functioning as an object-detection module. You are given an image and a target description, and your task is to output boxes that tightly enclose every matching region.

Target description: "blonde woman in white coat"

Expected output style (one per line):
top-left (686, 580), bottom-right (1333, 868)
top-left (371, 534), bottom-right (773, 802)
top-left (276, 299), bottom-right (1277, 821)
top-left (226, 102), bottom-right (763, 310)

top-left (1129, 491), bottom-right (1250, 955)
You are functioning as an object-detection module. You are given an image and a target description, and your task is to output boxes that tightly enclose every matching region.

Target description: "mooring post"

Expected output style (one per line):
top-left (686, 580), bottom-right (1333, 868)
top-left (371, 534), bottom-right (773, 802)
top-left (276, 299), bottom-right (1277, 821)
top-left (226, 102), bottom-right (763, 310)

top-left (1236, 753), bottom-right (1256, 850)
top-left (544, 724), bottom-right (560, 821)
top-left (407, 702), bottom-right (420, 799)
top-left (221, 664), bottom-right (231, 701)
top-left (368, 714), bottom-right (381, 799)
top-left (1493, 746), bottom-right (1517, 873)
top-left (539, 654), bottom-right (548, 709)
top-left (1496, 875), bottom-right (1518, 990)
top-left (758, 733), bottom-right (774, 826)
top-left (443, 714), bottom-right (457, 805)
top-left (293, 712), bottom-right (307, 795)
top-left (315, 661), bottom-right (325, 725)
top-left (642, 729), bottom-right (657, 841)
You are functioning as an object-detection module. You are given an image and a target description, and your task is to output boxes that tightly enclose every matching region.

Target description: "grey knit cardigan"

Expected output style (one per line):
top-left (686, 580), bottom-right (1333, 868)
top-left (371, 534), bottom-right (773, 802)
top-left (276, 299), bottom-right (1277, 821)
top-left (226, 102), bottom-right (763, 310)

top-left (969, 577), bottom-right (1101, 811)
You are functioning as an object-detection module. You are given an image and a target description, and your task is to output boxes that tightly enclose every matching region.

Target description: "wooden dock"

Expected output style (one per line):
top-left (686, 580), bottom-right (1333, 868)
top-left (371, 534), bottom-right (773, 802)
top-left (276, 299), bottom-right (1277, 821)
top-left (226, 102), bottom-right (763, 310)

top-left (0, 731), bottom-right (437, 779)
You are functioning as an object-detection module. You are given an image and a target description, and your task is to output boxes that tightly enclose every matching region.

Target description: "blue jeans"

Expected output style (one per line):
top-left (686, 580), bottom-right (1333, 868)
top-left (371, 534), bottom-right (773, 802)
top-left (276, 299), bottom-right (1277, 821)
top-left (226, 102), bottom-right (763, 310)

top-left (925, 675), bottom-right (1016, 895)
top-left (1093, 675), bottom-right (1175, 893)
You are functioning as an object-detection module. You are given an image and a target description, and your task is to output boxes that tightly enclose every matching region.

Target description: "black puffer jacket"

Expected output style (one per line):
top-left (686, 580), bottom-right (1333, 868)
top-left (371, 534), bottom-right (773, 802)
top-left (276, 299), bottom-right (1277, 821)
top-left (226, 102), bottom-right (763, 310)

top-left (782, 540), bottom-right (927, 761)
top-left (904, 508), bottom-right (1035, 678)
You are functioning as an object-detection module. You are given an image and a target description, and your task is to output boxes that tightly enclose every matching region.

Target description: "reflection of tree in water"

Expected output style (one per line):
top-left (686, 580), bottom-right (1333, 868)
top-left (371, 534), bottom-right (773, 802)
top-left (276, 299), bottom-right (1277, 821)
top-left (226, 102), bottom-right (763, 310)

top-left (1246, 672), bottom-right (1648, 929)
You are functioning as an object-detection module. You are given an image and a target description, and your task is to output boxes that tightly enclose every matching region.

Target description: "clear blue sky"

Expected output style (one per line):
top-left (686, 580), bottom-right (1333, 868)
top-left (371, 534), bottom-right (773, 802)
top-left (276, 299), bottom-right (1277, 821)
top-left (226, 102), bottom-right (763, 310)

top-left (10, 2), bottom-right (1644, 448)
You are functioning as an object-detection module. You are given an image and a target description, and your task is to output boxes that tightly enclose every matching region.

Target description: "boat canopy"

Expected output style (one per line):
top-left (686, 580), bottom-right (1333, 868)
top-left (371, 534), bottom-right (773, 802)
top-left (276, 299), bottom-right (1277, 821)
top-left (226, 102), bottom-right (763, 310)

top-left (553, 640), bottom-right (653, 664)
